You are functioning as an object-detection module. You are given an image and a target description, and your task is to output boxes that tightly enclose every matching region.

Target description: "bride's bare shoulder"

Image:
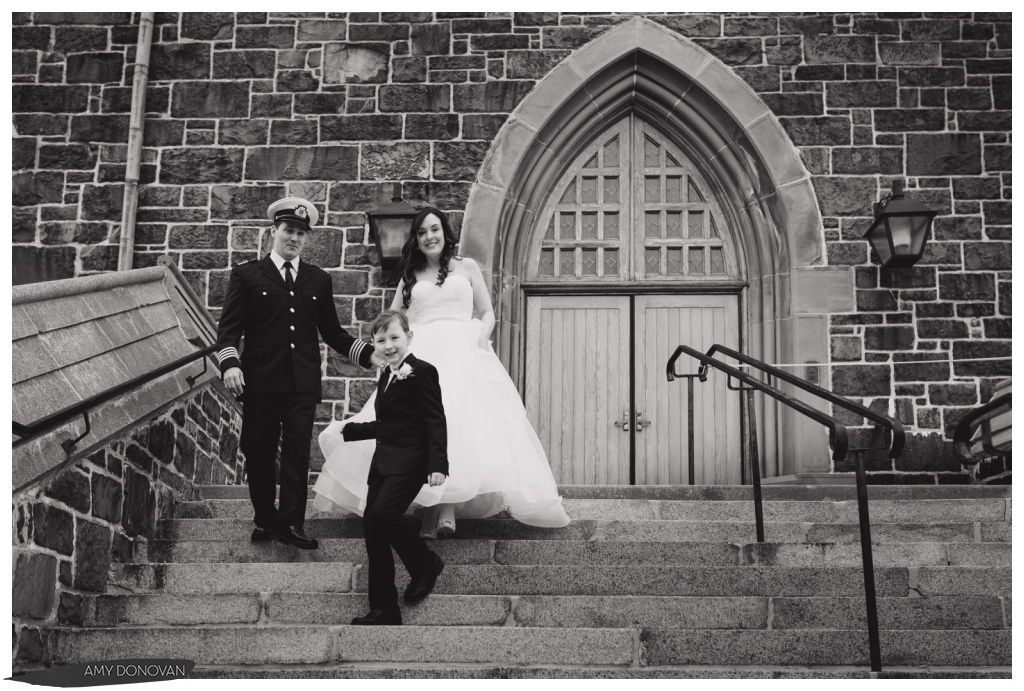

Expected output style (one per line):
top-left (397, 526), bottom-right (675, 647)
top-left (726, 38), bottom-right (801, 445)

top-left (452, 256), bottom-right (480, 273)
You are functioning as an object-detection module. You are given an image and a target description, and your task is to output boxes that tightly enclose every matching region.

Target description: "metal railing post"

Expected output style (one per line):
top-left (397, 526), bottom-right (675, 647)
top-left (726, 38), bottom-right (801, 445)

top-left (687, 377), bottom-right (695, 486)
top-left (853, 449), bottom-right (882, 672)
top-left (747, 389), bottom-right (764, 543)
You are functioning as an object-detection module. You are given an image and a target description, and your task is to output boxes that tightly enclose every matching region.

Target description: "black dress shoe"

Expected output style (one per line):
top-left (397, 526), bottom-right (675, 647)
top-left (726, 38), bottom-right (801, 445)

top-left (404, 554), bottom-right (444, 604)
top-left (351, 608), bottom-right (402, 626)
top-left (285, 525), bottom-right (319, 550)
top-left (255, 525), bottom-right (292, 546)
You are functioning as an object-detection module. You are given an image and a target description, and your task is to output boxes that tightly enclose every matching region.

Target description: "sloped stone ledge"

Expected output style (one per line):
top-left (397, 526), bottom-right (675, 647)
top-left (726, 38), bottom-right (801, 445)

top-left (13, 260), bottom-right (219, 490)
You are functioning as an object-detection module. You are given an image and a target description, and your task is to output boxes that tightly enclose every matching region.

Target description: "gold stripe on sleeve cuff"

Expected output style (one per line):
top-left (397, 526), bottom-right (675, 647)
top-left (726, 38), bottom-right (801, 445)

top-left (349, 340), bottom-right (365, 363)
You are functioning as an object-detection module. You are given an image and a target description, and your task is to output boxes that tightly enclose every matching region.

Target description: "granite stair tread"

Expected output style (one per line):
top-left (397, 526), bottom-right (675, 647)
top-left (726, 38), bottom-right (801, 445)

top-left (196, 484), bottom-right (1012, 501)
top-left (72, 592), bottom-right (1007, 630)
top-left (105, 562), bottom-right (1010, 597)
top-left (46, 625), bottom-right (1005, 667)
top-left (175, 497), bottom-right (1011, 523)
top-left (43, 625), bottom-right (638, 666)
top-left (157, 517), bottom-right (1009, 543)
top-left (39, 623), bottom-right (1015, 670)
top-left (140, 537), bottom-right (1010, 567)
top-left (187, 664), bottom-right (1012, 680)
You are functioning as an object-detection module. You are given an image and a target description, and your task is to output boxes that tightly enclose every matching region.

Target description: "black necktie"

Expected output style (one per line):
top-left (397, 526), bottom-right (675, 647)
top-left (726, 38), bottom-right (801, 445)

top-left (283, 261), bottom-right (294, 290)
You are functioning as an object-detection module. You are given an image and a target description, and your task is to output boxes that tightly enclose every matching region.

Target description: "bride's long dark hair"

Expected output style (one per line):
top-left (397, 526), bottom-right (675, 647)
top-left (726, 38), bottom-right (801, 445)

top-left (398, 207), bottom-right (461, 309)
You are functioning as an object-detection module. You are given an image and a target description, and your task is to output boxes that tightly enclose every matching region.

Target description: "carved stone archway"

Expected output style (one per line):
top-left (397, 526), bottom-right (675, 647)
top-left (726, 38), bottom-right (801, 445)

top-left (462, 17), bottom-right (854, 477)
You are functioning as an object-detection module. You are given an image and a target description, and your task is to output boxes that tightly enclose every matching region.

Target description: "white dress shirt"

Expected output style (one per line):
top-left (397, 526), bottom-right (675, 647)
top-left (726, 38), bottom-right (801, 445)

top-left (384, 356), bottom-right (411, 390)
top-left (269, 250), bottom-right (299, 284)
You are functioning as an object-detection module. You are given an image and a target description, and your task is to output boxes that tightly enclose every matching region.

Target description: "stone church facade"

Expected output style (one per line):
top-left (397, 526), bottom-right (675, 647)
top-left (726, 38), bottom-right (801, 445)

top-left (12, 12), bottom-right (1011, 484)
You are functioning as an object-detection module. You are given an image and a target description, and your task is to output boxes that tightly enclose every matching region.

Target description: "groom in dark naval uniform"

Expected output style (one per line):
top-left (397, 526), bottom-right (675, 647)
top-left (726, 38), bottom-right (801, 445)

top-left (216, 197), bottom-right (380, 550)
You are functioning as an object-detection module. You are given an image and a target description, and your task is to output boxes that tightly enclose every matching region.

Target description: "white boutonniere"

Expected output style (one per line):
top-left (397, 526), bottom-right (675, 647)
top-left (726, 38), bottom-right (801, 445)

top-left (395, 363), bottom-right (414, 380)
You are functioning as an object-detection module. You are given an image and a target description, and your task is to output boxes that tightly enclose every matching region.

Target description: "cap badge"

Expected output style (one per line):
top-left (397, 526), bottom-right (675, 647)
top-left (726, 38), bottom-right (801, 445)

top-left (295, 206), bottom-right (308, 220)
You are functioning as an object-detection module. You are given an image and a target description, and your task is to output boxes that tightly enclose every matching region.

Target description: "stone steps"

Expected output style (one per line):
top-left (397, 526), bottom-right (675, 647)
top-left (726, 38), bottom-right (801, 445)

top-left (73, 592), bottom-right (1007, 630)
top-left (141, 538), bottom-right (1011, 568)
top-left (36, 484), bottom-right (1012, 677)
top-left (106, 562), bottom-right (1010, 598)
top-left (175, 497), bottom-right (1011, 523)
top-left (196, 484), bottom-right (1012, 501)
top-left (39, 626), bottom-right (1012, 667)
top-left (157, 517), bottom-right (1009, 543)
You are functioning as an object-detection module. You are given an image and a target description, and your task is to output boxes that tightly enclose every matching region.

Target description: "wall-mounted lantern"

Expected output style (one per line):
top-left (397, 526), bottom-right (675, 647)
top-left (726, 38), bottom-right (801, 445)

top-left (863, 179), bottom-right (938, 270)
top-left (367, 183), bottom-right (418, 271)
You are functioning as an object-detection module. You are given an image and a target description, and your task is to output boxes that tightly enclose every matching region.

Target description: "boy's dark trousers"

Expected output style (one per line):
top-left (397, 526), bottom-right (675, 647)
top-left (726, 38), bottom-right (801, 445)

top-left (363, 467), bottom-right (436, 610)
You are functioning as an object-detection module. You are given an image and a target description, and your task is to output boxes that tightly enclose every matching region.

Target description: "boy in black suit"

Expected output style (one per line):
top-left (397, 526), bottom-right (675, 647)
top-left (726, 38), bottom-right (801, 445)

top-left (343, 310), bottom-right (448, 626)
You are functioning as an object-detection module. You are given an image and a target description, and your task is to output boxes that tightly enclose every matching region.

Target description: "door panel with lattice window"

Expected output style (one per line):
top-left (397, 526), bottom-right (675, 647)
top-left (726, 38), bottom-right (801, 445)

top-left (534, 119), bottom-right (630, 281)
top-left (529, 116), bottom-right (737, 283)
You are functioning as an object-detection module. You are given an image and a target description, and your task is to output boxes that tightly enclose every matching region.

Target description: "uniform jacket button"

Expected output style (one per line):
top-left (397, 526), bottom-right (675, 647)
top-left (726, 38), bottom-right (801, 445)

top-left (290, 308), bottom-right (295, 313)
top-left (262, 291), bottom-right (267, 295)
top-left (290, 325), bottom-right (295, 331)
top-left (290, 343), bottom-right (295, 349)
top-left (290, 291), bottom-right (294, 296)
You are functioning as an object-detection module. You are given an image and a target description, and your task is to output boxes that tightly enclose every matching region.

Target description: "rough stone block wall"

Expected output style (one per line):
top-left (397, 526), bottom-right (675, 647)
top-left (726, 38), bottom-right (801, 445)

top-left (12, 383), bottom-right (242, 666)
top-left (11, 12), bottom-right (1011, 480)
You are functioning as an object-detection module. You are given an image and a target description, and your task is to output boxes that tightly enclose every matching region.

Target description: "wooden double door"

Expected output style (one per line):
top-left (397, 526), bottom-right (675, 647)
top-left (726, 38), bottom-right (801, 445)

top-left (525, 293), bottom-right (741, 485)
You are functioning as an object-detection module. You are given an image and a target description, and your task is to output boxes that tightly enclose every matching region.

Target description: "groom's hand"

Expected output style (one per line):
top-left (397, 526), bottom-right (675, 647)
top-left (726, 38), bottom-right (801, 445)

top-left (223, 367), bottom-right (245, 396)
top-left (369, 352), bottom-right (387, 368)
top-left (427, 472), bottom-right (446, 487)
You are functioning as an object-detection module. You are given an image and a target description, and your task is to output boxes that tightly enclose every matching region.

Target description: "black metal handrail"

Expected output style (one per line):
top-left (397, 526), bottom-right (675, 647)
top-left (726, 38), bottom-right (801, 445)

top-left (667, 344), bottom-right (883, 673)
top-left (703, 344), bottom-right (906, 459)
top-left (13, 344), bottom-right (217, 456)
top-left (667, 346), bottom-right (851, 461)
top-left (953, 393), bottom-right (1011, 462)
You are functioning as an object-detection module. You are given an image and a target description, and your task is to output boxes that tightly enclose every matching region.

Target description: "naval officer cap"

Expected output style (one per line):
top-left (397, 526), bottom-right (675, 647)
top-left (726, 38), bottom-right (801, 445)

top-left (268, 197), bottom-right (319, 230)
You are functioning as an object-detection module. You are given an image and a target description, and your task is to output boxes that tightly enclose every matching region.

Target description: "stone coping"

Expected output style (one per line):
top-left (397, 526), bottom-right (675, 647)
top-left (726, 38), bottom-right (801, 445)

top-left (11, 258), bottom-right (216, 344)
top-left (12, 265), bottom-right (168, 306)
top-left (156, 255), bottom-right (219, 343)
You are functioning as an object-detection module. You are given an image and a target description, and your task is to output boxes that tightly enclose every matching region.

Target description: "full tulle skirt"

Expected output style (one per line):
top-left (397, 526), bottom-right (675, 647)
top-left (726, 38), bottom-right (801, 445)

top-left (311, 318), bottom-right (570, 528)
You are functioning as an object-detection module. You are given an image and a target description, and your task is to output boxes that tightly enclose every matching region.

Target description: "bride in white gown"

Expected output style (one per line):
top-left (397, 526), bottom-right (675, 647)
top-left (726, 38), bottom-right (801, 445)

top-left (311, 207), bottom-right (570, 532)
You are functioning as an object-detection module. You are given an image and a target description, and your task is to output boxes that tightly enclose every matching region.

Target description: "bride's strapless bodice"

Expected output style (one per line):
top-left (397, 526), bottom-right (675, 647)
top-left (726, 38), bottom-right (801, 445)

top-left (408, 273), bottom-right (473, 325)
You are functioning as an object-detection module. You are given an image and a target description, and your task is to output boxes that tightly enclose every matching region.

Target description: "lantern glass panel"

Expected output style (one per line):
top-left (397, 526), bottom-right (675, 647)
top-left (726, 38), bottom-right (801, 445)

top-left (376, 216), bottom-right (411, 260)
top-left (886, 215), bottom-right (926, 257)
top-left (867, 223), bottom-right (892, 265)
top-left (910, 215), bottom-right (931, 255)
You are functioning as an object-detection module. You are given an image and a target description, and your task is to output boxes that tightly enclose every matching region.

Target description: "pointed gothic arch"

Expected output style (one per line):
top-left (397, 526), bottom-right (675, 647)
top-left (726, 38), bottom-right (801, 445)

top-left (462, 17), bottom-right (853, 477)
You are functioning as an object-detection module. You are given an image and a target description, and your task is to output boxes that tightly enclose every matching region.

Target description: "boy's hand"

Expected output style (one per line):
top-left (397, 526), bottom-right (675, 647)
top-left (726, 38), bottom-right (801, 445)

top-left (427, 472), bottom-right (446, 487)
